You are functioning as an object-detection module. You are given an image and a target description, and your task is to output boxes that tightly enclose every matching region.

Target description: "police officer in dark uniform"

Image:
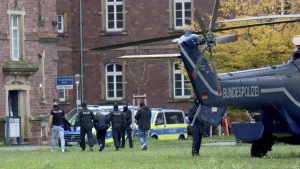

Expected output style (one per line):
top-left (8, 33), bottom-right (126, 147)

top-left (188, 98), bottom-right (204, 156)
top-left (75, 101), bottom-right (97, 151)
top-left (107, 103), bottom-right (126, 151)
top-left (120, 103), bottom-right (133, 148)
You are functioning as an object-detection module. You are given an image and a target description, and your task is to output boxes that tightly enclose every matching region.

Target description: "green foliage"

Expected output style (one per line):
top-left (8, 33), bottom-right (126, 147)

top-left (0, 138), bottom-right (299, 168)
top-left (215, 0), bottom-right (300, 72)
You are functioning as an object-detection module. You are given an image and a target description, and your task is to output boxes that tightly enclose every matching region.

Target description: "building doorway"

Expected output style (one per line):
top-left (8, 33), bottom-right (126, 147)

top-left (8, 90), bottom-right (19, 117)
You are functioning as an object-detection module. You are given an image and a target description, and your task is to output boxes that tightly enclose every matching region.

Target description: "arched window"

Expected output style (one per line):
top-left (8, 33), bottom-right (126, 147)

top-left (106, 63), bottom-right (123, 100)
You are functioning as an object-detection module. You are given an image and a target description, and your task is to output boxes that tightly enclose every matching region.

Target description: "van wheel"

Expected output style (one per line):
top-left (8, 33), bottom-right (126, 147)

top-left (151, 135), bottom-right (158, 139)
top-left (178, 135), bottom-right (185, 140)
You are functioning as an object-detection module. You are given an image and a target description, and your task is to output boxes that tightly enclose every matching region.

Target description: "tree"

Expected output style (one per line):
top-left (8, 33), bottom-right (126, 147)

top-left (213, 0), bottom-right (300, 72)
top-left (126, 32), bottom-right (151, 95)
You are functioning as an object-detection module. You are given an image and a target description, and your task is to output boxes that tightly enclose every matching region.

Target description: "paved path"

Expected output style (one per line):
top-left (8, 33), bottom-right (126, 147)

top-left (0, 142), bottom-right (237, 151)
top-left (203, 142), bottom-right (236, 146)
top-left (0, 146), bottom-right (51, 151)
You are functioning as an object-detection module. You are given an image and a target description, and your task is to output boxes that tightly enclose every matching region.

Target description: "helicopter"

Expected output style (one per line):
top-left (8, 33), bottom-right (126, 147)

top-left (90, 0), bottom-right (300, 157)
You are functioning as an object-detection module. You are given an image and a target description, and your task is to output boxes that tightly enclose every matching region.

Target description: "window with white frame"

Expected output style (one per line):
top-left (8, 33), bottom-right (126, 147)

top-left (59, 89), bottom-right (66, 102)
top-left (106, 63), bottom-right (123, 100)
top-left (174, 0), bottom-right (192, 30)
top-left (11, 15), bottom-right (19, 60)
top-left (57, 14), bottom-right (64, 33)
top-left (173, 62), bottom-right (191, 98)
top-left (106, 0), bottom-right (123, 31)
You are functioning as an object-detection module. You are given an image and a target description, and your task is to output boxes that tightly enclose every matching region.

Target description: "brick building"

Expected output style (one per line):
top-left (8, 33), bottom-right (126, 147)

top-left (56, 0), bottom-right (215, 114)
top-left (0, 0), bottom-right (59, 145)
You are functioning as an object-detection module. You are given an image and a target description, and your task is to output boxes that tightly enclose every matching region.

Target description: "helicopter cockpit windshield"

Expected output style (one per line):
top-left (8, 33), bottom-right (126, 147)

top-left (288, 46), bottom-right (300, 62)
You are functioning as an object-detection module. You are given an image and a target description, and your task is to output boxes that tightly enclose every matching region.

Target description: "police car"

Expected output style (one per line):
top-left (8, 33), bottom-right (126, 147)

top-left (148, 108), bottom-right (188, 140)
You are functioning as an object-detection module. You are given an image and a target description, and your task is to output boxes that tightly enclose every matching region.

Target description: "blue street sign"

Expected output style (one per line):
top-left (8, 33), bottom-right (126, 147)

top-left (56, 76), bottom-right (73, 89)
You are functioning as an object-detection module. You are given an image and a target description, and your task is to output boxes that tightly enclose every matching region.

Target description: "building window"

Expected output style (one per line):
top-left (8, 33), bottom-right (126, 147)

top-left (57, 14), bottom-right (64, 33)
top-left (11, 15), bottom-right (19, 60)
top-left (106, 63), bottom-right (123, 100)
top-left (59, 89), bottom-right (66, 102)
top-left (106, 0), bottom-right (123, 31)
top-left (174, 0), bottom-right (192, 30)
top-left (173, 62), bottom-right (191, 98)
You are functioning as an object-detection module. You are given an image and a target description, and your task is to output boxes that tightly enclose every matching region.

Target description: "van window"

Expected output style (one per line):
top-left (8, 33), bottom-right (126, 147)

top-left (155, 113), bottom-right (164, 125)
top-left (165, 112), bottom-right (184, 124)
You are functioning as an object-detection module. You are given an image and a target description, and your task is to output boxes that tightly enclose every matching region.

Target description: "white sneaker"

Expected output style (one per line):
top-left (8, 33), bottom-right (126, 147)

top-left (51, 149), bottom-right (55, 152)
top-left (141, 144), bottom-right (147, 150)
top-left (62, 149), bottom-right (65, 152)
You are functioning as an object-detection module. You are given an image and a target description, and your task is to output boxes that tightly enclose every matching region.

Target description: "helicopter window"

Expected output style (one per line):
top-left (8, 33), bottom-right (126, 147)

top-left (291, 53), bottom-right (300, 61)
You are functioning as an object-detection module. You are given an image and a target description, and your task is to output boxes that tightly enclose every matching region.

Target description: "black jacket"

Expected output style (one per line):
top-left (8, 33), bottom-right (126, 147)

top-left (107, 110), bottom-right (127, 127)
top-left (76, 108), bottom-right (97, 127)
top-left (123, 109), bottom-right (132, 125)
top-left (94, 113), bottom-right (110, 130)
top-left (135, 106), bottom-right (152, 130)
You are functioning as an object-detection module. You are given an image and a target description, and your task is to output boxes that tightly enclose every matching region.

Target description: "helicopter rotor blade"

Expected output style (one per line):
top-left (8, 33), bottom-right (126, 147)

top-left (217, 14), bottom-right (300, 23)
top-left (216, 34), bottom-right (238, 44)
top-left (89, 18), bottom-right (300, 51)
top-left (212, 18), bottom-right (300, 33)
top-left (89, 33), bottom-right (185, 51)
top-left (209, 50), bottom-right (221, 94)
top-left (194, 8), bottom-right (207, 36)
top-left (209, 0), bottom-right (220, 29)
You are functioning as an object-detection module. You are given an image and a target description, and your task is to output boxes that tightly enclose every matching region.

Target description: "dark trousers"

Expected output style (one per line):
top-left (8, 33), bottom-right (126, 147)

top-left (96, 128), bottom-right (107, 148)
top-left (191, 125), bottom-right (202, 154)
top-left (80, 125), bottom-right (94, 150)
top-left (121, 125), bottom-right (133, 148)
top-left (112, 125), bottom-right (123, 149)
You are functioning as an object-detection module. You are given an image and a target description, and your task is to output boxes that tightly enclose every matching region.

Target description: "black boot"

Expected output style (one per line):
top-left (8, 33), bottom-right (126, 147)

top-left (192, 148), bottom-right (197, 156)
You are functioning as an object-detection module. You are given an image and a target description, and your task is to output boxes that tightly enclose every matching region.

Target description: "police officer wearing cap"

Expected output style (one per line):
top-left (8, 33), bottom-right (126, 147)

top-left (120, 103), bottom-right (133, 148)
top-left (75, 101), bottom-right (97, 151)
top-left (188, 98), bottom-right (204, 156)
top-left (106, 103), bottom-right (126, 151)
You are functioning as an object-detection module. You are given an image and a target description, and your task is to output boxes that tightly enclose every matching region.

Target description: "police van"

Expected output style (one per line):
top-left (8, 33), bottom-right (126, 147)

top-left (149, 108), bottom-right (188, 140)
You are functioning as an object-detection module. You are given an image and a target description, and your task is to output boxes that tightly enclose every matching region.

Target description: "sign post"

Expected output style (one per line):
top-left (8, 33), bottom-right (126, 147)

top-left (5, 116), bottom-right (21, 146)
top-left (56, 76), bottom-right (73, 89)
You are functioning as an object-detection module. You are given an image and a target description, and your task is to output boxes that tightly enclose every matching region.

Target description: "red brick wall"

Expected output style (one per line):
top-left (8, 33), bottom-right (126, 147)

top-left (57, 0), bottom-right (215, 114)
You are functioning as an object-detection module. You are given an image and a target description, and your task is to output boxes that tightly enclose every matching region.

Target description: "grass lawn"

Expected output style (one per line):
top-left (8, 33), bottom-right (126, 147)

top-left (0, 136), bottom-right (300, 169)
